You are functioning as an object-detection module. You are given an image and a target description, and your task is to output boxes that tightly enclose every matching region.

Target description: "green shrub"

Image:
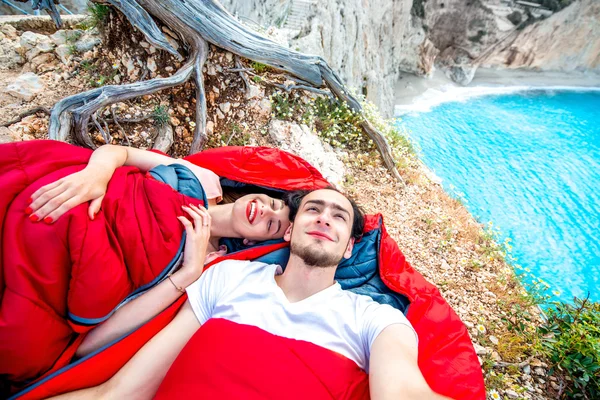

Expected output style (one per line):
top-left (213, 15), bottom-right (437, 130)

top-left (152, 105), bottom-right (170, 127)
top-left (85, 2), bottom-right (110, 29)
top-left (538, 297), bottom-right (600, 398)
top-left (251, 61), bottom-right (270, 74)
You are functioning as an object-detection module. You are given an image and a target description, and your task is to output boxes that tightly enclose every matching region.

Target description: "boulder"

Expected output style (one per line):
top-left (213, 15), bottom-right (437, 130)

top-left (268, 119), bottom-right (345, 186)
top-left (4, 72), bottom-right (45, 101)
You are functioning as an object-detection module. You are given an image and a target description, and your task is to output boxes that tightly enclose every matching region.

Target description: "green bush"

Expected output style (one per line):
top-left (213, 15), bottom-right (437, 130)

top-left (251, 61), bottom-right (270, 74)
top-left (152, 105), bottom-right (170, 127)
top-left (538, 297), bottom-right (600, 398)
top-left (84, 2), bottom-right (110, 29)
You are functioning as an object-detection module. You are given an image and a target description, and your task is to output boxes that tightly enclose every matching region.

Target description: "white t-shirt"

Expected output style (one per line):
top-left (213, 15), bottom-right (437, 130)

top-left (186, 260), bottom-right (417, 372)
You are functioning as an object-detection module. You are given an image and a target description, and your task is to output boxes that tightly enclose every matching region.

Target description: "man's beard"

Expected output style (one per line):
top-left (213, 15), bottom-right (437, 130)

top-left (289, 241), bottom-right (344, 268)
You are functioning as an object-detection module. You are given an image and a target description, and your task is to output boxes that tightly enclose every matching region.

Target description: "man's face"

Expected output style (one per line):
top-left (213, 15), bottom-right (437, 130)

top-left (284, 189), bottom-right (355, 268)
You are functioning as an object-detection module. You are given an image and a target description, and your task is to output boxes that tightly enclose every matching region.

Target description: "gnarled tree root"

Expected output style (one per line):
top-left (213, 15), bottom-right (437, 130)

top-left (37, 0), bottom-right (403, 183)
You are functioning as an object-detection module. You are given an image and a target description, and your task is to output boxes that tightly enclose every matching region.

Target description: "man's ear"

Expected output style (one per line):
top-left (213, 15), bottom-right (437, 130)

top-left (343, 238), bottom-right (355, 259)
top-left (283, 223), bottom-right (293, 243)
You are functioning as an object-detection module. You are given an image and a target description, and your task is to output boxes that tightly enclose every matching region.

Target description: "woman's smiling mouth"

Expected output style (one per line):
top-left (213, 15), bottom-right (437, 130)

top-left (246, 200), bottom-right (257, 224)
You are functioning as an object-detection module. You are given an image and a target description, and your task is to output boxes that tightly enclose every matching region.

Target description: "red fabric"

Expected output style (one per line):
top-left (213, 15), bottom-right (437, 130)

top-left (15, 297), bottom-right (188, 400)
top-left (185, 146), bottom-right (331, 190)
top-left (2, 141), bottom-right (485, 400)
top-left (155, 318), bottom-right (370, 400)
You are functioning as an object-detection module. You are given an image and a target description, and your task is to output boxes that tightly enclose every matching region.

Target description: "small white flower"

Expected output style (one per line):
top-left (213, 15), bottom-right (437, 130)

top-left (489, 390), bottom-right (500, 400)
top-left (476, 324), bottom-right (486, 335)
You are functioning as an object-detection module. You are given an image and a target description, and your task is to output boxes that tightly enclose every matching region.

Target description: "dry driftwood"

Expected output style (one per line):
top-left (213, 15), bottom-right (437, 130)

top-left (27, 0), bottom-right (403, 182)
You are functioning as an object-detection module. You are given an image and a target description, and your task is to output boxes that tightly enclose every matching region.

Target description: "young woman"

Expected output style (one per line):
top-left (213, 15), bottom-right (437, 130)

top-left (26, 144), bottom-right (290, 252)
top-left (24, 144), bottom-right (292, 357)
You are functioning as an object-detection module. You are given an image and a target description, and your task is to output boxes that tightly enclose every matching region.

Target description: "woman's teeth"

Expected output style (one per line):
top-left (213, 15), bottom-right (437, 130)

top-left (249, 202), bottom-right (256, 222)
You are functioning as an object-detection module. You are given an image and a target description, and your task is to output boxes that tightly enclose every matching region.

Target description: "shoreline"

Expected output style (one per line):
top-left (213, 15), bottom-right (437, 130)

top-left (393, 68), bottom-right (600, 115)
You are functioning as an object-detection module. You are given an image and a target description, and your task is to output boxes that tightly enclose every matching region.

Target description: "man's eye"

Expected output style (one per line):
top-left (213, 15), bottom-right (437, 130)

top-left (271, 199), bottom-right (275, 209)
top-left (335, 214), bottom-right (346, 221)
top-left (307, 206), bottom-right (318, 212)
top-left (268, 220), bottom-right (272, 231)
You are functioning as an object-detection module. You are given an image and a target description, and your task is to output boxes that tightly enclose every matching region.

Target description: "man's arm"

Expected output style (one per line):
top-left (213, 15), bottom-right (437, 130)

top-left (369, 324), bottom-right (453, 400)
top-left (49, 300), bottom-right (201, 400)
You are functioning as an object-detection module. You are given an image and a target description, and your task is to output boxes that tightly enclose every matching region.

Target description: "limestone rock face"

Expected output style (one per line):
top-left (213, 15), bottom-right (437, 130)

top-left (220, 0), bottom-right (428, 118)
top-left (482, 0), bottom-right (600, 73)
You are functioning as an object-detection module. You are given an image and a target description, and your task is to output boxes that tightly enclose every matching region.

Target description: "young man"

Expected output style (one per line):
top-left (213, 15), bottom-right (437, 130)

top-left (52, 188), bottom-right (450, 400)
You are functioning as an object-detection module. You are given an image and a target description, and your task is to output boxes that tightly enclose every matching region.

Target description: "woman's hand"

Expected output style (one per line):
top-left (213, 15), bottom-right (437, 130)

top-left (176, 204), bottom-right (212, 286)
top-left (27, 165), bottom-right (112, 224)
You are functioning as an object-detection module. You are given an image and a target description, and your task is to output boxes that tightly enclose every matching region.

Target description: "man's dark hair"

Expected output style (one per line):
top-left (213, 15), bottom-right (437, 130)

top-left (283, 188), bottom-right (365, 240)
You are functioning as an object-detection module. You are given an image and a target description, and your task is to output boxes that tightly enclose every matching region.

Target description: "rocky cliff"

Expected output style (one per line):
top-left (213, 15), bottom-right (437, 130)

top-left (221, 0), bottom-right (599, 116)
top-left (481, 0), bottom-right (600, 73)
top-left (221, 0), bottom-right (432, 118)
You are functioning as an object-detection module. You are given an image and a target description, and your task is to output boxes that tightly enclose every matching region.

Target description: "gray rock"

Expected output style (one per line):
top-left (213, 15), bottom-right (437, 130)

top-left (505, 389), bottom-right (519, 399)
top-left (523, 364), bottom-right (531, 375)
top-left (268, 119), bottom-right (345, 186)
top-left (0, 39), bottom-right (25, 70)
top-left (74, 34), bottom-right (101, 53)
top-left (443, 63), bottom-right (478, 86)
top-left (473, 343), bottom-right (489, 356)
top-left (36, 39), bottom-right (55, 54)
top-left (152, 124), bottom-right (174, 153)
top-left (55, 44), bottom-right (72, 64)
top-left (534, 367), bottom-right (546, 376)
top-left (50, 30), bottom-right (69, 46)
top-left (4, 72), bottom-right (44, 101)
top-left (245, 83), bottom-right (263, 99)
top-left (255, 98), bottom-right (271, 118)
top-left (0, 25), bottom-right (18, 40)
top-left (489, 335), bottom-right (499, 345)
top-left (20, 31), bottom-right (45, 50)
top-left (30, 52), bottom-right (56, 69)
top-left (146, 57), bottom-right (157, 72)
top-left (219, 102), bottom-right (231, 114)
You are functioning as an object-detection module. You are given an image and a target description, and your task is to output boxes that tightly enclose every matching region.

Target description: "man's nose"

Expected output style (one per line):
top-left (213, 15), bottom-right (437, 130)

top-left (316, 211), bottom-right (331, 226)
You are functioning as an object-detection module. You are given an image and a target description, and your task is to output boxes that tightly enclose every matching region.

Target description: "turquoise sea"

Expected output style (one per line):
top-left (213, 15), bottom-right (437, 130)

top-left (397, 88), bottom-right (600, 303)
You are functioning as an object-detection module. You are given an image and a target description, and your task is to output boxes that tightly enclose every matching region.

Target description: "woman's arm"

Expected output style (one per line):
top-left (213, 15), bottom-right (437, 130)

top-left (28, 144), bottom-right (207, 223)
top-left (75, 204), bottom-right (211, 358)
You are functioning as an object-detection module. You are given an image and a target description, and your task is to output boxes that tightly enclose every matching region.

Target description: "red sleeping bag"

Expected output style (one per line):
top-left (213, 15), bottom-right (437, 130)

top-left (0, 140), bottom-right (485, 399)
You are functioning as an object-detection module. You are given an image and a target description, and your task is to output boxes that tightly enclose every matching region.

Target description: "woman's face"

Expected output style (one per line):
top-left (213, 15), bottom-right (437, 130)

top-left (231, 193), bottom-right (291, 241)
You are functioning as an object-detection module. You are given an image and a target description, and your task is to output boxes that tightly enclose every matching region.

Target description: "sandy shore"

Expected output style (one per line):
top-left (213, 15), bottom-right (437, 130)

top-left (393, 67), bottom-right (600, 115)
